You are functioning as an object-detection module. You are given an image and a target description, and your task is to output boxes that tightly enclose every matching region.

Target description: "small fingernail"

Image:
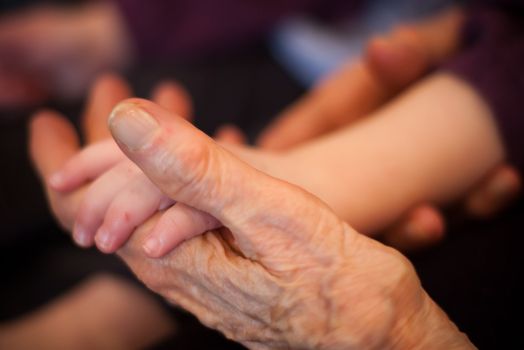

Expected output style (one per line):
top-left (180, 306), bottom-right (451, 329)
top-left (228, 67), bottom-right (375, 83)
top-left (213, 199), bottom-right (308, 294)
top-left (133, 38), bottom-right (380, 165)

top-left (95, 228), bottom-right (113, 252)
top-left (108, 102), bottom-right (159, 151)
top-left (143, 237), bottom-right (161, 257)
top-left (73, 225), bottom-right (90, 248)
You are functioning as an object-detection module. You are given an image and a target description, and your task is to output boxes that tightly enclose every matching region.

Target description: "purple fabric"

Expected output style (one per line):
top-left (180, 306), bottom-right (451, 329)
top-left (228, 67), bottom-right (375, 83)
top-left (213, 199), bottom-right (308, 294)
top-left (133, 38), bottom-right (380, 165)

top-left (115, 0), bottom-right (359, 60)
top-left (443, 6), bottom-right (524, 171)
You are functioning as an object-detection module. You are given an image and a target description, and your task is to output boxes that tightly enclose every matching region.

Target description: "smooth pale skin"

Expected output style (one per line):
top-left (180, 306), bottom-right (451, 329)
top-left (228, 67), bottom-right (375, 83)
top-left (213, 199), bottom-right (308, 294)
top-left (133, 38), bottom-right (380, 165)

top-left (50, 72), bottom-right (505, 256)
top-left (31, 97), bottom-right (475, 349)
top-left (273, 72), bottom-right (505, 233)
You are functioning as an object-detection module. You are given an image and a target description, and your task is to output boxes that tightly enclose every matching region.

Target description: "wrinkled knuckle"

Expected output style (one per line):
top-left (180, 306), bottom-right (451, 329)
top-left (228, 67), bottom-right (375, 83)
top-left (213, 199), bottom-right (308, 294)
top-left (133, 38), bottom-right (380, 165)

top-left (153, 136), bottom-right (216, 195)
top-left (174, 138), bottom-right (212, 185)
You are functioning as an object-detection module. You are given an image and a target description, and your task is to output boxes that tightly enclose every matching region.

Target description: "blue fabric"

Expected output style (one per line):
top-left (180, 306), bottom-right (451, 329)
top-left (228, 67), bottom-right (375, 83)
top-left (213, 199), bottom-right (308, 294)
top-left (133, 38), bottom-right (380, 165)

top-left (269, 0), bottom-right (457, 86)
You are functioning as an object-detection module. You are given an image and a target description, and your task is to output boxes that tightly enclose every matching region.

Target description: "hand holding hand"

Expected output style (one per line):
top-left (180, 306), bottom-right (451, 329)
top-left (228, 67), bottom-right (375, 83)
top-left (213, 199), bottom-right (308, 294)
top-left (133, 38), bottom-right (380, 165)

top-left (29, 77), bottom-right (474, 349)
top-left (101, 98), bottom-right (474, 349)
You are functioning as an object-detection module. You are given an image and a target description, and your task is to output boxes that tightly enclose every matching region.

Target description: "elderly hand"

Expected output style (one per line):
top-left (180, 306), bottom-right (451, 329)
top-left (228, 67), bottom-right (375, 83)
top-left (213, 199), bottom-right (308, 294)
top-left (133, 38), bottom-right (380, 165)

top-left (100, 99), bottom-right (472, 349)
top-left (30, 83), bottom-right (473, 348)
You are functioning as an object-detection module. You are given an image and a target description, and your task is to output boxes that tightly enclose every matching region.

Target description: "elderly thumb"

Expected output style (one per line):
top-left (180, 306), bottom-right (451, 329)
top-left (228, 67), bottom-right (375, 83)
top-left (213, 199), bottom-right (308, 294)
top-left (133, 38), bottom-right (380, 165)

top-left (108, 99), bottom-right (274, 226)
top-left (109, 98), bottom-right (349, 262)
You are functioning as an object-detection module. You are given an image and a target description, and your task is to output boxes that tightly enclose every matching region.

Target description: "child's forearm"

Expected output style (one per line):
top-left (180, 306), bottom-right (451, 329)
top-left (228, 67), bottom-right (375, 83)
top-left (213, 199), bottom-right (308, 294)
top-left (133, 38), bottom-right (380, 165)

top-left (278, 73), bottom-right (504, 233)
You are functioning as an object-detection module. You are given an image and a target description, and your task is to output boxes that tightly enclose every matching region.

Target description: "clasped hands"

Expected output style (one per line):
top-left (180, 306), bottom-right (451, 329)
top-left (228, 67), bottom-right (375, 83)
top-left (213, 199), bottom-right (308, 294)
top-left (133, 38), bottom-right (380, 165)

top-left (30, 82), bottom-right (472, 349)
top-left (28, 12), bottom-right (510, 348)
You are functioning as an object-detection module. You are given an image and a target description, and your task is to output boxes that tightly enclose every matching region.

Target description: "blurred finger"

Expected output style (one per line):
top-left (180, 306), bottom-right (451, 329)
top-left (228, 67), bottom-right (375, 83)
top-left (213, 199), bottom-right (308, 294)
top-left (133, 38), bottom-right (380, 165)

top-left (465, 165), bottom-right (522, 218)
top-left (365, 7), bottom-right (463, 90)
top-left (214, 124), bottom-right (247, 145)
top-left (29, 110), bottom-right (85, 229)
top-left (382, 205), bottom-right (445, 252)
top-left (151, 81), bottom-right (193, 120)
top-left (30, 110), bottom-right (80, 180)
top-left (82, 73), bottom-right (132, 143)
top-left (365, 36), bottom-right (429, 90)
top-left (399, 7), bottom-right (464, 62)
top-left (257, 62), bottom-right (387, 150)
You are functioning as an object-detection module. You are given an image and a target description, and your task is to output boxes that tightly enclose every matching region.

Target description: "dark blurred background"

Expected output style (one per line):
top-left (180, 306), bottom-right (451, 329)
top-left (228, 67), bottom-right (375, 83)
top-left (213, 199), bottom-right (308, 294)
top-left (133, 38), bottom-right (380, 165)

top-left (0, 0), bottom-right (522, 349)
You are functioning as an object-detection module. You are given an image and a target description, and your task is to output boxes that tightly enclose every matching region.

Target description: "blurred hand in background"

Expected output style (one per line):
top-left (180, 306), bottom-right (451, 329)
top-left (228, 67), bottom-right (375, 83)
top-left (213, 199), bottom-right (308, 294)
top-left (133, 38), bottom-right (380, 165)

top-left (0, 1), bottom-right (133, 108)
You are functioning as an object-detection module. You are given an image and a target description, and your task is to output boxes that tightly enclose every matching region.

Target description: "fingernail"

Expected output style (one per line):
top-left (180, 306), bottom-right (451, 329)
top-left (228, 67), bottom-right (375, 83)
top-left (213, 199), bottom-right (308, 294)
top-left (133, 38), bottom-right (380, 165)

top-left (143, 236), bottom-right (161, 257)
top-left (95, 228), bottom-right (113, 252)
top-left (73, 224), bottom-right (90, 247)
top-left (108, 102), bottom-right (159, 151)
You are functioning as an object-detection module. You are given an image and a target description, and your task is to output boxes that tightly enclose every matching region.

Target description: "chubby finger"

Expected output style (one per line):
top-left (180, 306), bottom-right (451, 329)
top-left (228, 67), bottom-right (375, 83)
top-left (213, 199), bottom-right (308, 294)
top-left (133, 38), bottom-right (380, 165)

top-left (143, 203), bottom-right (221, 258)
top-left (214, 124), bottom-right (247, 145)
top-left (49, 139), bottom-right (124, 192)
top-left (94, 176), bottom-right (173, 253)
top-left (151, 81), bottom-right (193, 120)
top-left (83, 73), bottom-right (132, 143)
top-left (465, 165), bottom-right (522, 218)
top-left (74, 160), bottom-right (140, 247)
top-left (382, 205), bottom-right (445, 252)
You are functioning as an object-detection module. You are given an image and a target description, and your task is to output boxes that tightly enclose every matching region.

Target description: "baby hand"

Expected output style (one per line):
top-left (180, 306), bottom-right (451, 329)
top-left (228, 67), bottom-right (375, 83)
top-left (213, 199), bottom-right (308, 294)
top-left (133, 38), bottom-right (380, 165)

top-left (50, 140), bottom-right (220, 257)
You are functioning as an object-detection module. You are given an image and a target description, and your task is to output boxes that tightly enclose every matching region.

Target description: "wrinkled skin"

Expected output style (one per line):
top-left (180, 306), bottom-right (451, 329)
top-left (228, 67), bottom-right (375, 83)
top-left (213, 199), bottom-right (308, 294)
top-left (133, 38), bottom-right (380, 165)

top-left (31, 94), bottom-right (473, 349)
top-left (120, 202), bottom-right (426, 349)
top-left (108, 99), bottom-right (473, 349)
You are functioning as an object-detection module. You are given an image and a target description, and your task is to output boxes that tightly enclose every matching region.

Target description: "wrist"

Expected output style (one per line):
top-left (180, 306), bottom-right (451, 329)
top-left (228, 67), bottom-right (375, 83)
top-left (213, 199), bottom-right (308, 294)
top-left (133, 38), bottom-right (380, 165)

top-left (321, 231), bottom-right (475, 350)
top-left (389, 292), bottom-right (475, 350)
